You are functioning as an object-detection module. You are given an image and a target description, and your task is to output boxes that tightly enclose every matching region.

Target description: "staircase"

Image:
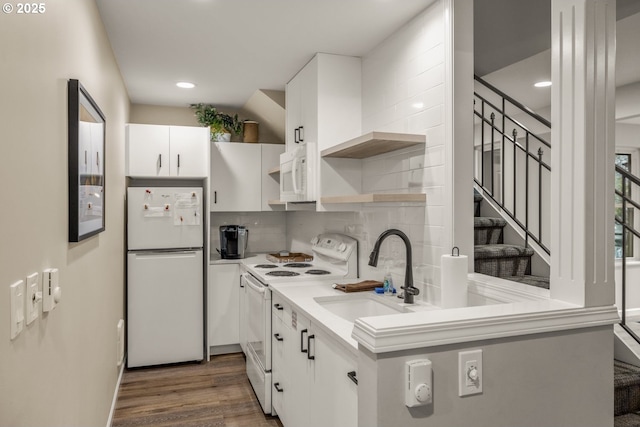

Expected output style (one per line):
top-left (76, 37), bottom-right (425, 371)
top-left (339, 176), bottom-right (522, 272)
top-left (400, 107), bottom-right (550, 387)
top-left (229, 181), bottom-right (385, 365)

top-left (615, 360), bottom-right (640, 426)
top-left (473, 190), bottom-right (549, 289)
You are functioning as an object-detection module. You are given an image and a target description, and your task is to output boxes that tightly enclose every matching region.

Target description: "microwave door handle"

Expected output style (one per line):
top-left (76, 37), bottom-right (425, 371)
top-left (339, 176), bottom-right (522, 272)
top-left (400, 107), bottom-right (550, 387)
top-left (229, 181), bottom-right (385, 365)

top-left (291, 157), bottom-right (299, 195)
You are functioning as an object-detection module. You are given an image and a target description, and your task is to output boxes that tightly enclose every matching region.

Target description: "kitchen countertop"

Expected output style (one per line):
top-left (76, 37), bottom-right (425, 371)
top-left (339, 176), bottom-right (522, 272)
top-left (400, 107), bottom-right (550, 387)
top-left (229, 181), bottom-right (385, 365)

top-left (216, 255), bottom-right (619, 356)
top-left (269, 280), bottom-right (438, 357)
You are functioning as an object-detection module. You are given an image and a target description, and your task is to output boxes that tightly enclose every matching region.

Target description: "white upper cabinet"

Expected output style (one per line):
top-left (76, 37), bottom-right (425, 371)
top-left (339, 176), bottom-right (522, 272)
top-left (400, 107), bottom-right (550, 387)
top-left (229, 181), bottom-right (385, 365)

top-left (168, 126), bottom-right (209, 177)
top-left (126, 124), bottom-right (208, 178)
top-left (285, 53), bottom-right (361, 153)
top-left (210, 142), bottom-right (283, 212)
top-left (211, 142), bottom-right (262, 212)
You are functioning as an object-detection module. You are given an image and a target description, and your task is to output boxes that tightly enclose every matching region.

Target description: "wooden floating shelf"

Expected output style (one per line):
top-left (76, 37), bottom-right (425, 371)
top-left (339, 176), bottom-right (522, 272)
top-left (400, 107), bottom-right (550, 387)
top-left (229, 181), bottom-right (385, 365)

top-left (320, 193), bottom-right (426, 204)
top-left (321, 131), bottom-right (426, 159)
top-left (268, 199), bottom-right (286, 205)
top-left (268, 166), bottom-right (280, 175)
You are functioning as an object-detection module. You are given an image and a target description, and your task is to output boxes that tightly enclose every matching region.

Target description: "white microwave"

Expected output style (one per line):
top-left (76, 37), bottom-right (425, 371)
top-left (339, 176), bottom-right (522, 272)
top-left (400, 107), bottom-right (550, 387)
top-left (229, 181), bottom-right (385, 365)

top-left (280, 142), bottom-right (316, 202)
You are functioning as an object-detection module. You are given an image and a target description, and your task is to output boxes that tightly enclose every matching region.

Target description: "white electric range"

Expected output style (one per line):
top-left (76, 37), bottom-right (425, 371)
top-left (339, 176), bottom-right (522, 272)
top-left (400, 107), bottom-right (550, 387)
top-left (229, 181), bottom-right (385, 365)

top-left (242, 233), bottom-right (358, 414)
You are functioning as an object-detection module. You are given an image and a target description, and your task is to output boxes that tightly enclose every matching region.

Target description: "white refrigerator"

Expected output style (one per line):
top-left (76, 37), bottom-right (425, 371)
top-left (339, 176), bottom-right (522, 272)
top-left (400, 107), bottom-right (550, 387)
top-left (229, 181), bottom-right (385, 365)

top-left (127, 186), bottom-right (204, 368)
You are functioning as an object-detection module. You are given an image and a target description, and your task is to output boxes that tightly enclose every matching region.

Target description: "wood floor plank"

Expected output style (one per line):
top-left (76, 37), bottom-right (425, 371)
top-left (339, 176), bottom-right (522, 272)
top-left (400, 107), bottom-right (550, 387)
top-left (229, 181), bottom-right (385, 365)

top-left (112, 353), bottom-right (282, 427)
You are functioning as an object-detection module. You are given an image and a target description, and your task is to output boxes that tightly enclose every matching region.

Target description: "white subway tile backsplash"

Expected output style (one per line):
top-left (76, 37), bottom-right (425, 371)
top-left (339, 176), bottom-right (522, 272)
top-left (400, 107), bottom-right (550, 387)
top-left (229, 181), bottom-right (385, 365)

top-left (423, 165), bottom-right (445, 187)
top-left (408, 105), bottom-right (443, 134)
top-left (426, 124), bottom-right (445, 148)
top-left (282, 2), bottom-right (448, 306)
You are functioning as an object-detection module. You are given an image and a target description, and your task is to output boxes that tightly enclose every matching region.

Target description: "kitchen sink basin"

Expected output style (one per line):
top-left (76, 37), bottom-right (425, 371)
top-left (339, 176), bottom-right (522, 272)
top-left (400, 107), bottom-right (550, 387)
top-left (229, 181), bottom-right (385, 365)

top-left (314, 294), bottom-right (409, 322)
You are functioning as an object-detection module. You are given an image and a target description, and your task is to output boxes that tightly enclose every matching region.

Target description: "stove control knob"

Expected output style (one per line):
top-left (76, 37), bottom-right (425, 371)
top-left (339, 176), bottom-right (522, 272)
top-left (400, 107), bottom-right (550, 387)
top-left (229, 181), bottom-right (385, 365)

top-left (338, 243), bottom-right (347, 252)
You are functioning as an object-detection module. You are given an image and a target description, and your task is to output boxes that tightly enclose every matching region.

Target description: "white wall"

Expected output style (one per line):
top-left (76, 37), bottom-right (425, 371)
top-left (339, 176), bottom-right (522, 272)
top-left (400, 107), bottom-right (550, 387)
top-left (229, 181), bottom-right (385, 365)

top-left (0, 1), bottom-right (130, 426)
top-left (288, 1), bottom-right (449, 302)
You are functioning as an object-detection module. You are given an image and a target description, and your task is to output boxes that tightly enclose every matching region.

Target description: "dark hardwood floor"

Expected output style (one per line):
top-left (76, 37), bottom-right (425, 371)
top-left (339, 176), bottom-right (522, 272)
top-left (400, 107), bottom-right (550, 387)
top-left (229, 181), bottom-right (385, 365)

top-left (112, 353), bottom-right (283, 427)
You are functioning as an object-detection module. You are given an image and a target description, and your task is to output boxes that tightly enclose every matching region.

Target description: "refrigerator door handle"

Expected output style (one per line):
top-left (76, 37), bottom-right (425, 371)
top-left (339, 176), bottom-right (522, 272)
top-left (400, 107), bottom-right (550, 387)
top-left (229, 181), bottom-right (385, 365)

top-left (130, 250), bottom-right (200, 258)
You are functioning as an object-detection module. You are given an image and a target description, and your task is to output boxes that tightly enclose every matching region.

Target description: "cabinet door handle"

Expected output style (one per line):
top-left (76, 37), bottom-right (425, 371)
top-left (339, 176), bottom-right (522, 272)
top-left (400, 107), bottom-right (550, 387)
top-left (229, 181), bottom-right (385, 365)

top-left (273, 303), bottom-right (284, 310)
top-left (294, 127), bottom-right (300, 144)
top-left (274, 382), bottom-right (284, 392)
top-left (274, 333), bottom-right (283, 342)
top-left (299, 126), bottom-right (304, 142)
top-left (177, 154), bottom-right (180, 168)
top-left (158, 154), bottom-right (162, 168)
top-left (307, 334), bottom-right (315, 360)
top-left (300, 328), bottom-right (308, 353)
top-left (84, 150), bottom-right (87, 166)
top-left (214, 191), bottom-right (217, 204)
top-left (347, 371), bottom-right (358, 385)
top-left (96, 152), bottom-right (100, 168)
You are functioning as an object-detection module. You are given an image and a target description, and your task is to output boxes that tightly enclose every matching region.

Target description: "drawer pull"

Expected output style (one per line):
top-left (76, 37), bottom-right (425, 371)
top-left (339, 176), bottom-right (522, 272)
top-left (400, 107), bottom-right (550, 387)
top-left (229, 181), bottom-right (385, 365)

top-left (274, 333), bottom-right (283, 342)
top-left (347, 371), bottom-right (358, 385)
top-left (307, 334), bottom-right (315, 360)
top-left (301, 329), bottom-right (308, 353)
top-left (274, 382), bottom-right (284, 392)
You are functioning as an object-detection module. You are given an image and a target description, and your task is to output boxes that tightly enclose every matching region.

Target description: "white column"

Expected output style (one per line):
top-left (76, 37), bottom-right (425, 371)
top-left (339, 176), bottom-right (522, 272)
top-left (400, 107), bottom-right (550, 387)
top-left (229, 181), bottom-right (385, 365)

top-left (443, 0), bottom-right (474, 271)
top-left (550, 0), bottom-right (615, 306)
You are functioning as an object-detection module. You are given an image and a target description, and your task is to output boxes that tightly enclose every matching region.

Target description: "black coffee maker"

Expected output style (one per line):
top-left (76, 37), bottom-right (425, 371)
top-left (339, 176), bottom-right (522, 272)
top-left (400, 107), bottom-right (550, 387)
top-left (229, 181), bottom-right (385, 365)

top-left (218, 225), bottom-right (249, 259)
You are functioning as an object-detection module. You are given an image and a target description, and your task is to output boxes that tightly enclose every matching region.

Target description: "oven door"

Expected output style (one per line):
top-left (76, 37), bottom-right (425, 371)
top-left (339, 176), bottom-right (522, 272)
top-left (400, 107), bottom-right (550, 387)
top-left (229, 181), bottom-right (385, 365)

top-left (244, 273), bottom-right (271, 372)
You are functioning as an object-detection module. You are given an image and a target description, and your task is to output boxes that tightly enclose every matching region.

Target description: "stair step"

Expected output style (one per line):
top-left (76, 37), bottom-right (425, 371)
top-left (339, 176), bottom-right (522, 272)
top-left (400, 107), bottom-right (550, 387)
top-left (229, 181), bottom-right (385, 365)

top-left (615, 413), bottom-right (640, 427)
top-left (474, 217), bottom-right (507, 228)
top-left (616, 360), bottom-right (640, 416)
top-left (473, 190), bottom-right (483, 203)
top-left (474, 244), bottom-right (534, 277)
top-left (474, 217), bottom-right (507, 245)
top-left (474, 244), bottom-right (534, 259)
top-left (507, 275), bottom-right (550, 289)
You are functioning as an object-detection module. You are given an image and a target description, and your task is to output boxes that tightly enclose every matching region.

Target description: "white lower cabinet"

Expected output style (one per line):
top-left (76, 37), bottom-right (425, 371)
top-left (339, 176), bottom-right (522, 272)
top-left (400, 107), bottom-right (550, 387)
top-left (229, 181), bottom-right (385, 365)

top-left (272, 293), bottom-right (357, 427)
top-left (207, 264), bottom-right (240, 350)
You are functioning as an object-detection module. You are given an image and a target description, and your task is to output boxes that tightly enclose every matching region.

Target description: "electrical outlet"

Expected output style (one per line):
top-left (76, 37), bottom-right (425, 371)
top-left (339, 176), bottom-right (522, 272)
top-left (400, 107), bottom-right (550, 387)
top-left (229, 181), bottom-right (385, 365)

top-left (459, 349), bottom-right (482, 396)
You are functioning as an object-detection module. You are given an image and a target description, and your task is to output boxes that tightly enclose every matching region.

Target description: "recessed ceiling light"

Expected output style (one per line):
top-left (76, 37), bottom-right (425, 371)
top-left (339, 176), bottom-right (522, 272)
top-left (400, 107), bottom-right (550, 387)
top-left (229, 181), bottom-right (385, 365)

top-left (412, 102), bottom-right (424, 109)
top-left (534, 81), bottom-right (552, 88)
top-left (176, 82), bottom-right (195, 89)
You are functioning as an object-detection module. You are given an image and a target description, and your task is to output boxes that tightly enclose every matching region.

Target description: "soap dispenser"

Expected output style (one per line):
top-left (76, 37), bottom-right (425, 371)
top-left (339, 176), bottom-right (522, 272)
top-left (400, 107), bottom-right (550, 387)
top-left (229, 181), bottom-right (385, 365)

top-left (383, 262), bottom-right (395, 296)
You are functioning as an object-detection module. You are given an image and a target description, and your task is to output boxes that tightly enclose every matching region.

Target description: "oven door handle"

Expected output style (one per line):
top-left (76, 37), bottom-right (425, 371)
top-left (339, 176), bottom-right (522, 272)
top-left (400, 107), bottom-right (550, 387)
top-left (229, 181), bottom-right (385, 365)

top-left (244, 275), bottom-right (266, 294)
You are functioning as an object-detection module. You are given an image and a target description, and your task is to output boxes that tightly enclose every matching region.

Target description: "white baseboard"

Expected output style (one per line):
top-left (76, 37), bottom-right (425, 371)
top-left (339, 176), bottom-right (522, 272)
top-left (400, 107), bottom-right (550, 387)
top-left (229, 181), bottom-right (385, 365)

top-left (106, 358), bottom-right (126, 427)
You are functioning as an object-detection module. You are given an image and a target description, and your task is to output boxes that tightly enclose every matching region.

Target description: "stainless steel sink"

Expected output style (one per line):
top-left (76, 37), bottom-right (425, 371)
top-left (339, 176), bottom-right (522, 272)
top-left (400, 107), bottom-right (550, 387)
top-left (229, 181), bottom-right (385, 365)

top-left (314, 293), bottom-right (409, 322)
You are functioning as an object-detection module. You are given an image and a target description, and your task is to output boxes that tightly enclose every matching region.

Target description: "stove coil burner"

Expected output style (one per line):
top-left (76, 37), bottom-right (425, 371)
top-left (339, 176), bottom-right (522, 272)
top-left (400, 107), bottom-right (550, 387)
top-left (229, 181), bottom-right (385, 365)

top-left (254, 264), bottom-right (277, 269)
top-left (266, 271), bottom-right (301, 277)
top-left (283, 263), bottom-right (313, 268)
top-left (306, 269), bottom-right (331, 275)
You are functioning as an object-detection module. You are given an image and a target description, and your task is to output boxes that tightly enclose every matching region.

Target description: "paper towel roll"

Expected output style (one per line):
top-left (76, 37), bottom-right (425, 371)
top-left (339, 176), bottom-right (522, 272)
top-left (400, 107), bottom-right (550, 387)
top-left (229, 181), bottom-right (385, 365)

top-left (441, 253), bottom-right (468, 308)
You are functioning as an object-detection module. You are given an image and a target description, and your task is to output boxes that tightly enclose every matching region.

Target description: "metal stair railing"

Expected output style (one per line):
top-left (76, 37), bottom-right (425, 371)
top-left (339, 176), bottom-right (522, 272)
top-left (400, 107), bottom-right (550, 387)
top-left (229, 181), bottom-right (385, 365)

top-left (616, 165), bottom-right (640, 341)
top-left (473, 75), bottom-right (551, 256)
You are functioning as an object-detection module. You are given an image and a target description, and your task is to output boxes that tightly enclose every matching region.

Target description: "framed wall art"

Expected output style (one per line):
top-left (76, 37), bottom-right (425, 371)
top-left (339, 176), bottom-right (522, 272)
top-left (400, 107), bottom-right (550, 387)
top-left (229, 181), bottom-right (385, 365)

top-left (68, 79), bottom-right (106, 242)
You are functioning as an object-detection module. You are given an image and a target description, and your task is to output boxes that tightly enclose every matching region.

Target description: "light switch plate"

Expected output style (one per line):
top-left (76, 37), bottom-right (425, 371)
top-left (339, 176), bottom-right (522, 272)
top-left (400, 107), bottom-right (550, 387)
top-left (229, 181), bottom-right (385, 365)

top-left (25, 272), bottom-right (40, 325)
top-left (42, 268), bottom-right (61, 312)
top-left (10, 280), bottom-right (25, 340)
top-left (458, 349), bottom-right (483, 396)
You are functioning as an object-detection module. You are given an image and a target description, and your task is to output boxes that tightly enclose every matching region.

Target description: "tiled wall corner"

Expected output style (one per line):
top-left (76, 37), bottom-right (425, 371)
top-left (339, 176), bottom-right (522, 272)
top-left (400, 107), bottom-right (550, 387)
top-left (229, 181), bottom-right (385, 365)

top-left (210, 212), bottom-right (286, 254)
top-left (286, 1), bottom-right (450, 304)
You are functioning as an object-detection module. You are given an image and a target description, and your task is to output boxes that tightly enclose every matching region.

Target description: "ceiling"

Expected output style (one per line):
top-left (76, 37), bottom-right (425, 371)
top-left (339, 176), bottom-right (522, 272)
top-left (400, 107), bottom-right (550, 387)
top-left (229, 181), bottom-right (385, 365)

top-left (97, 0), bottom-right (640, 119)
top-left (477, 4), bottom-right (640, 125)
top-left (96, 0), bottom-right (434, 108)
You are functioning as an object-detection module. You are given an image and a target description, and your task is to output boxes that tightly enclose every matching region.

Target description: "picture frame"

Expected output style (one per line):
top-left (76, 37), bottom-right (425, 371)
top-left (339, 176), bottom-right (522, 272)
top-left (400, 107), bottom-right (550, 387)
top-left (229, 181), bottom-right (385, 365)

top-left (68, 79), bottom-right (106, 242)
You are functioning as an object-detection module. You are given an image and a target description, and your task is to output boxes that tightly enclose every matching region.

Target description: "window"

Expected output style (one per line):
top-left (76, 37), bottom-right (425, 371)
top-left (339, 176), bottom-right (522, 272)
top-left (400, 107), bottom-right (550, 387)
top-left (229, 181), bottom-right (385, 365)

top-left (615, 153), bottom-right (634, 258)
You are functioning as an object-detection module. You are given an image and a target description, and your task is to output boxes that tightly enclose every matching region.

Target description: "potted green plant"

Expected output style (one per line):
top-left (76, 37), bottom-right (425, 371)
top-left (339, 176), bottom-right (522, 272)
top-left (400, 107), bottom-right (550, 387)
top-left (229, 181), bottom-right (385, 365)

top-left (190, 103), bottom-right (243, 142)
